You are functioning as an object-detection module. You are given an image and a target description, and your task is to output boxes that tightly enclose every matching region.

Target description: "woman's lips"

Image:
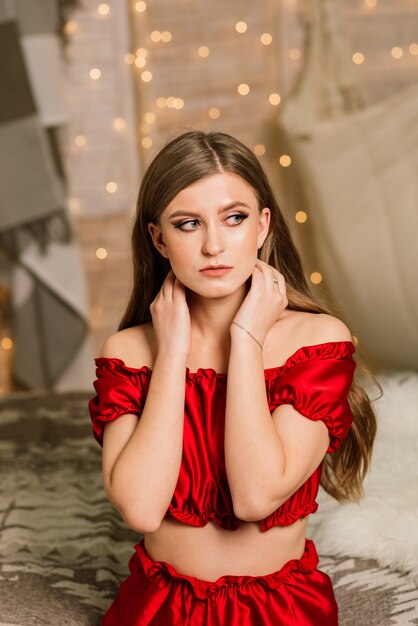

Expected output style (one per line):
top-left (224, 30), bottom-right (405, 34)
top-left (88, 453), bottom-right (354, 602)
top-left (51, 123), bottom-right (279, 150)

top-left (200, 267), bottom-right (232, 277)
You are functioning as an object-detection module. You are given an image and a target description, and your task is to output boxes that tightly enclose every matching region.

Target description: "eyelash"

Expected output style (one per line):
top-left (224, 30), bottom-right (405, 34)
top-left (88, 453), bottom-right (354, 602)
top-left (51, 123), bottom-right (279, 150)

top-left (174, 213), bottom-right (248, 231)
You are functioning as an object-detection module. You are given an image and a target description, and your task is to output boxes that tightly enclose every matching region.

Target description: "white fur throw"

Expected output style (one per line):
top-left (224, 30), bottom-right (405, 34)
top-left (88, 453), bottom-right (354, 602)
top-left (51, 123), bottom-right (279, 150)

top-left (307, 370), bottom-right (418, 584)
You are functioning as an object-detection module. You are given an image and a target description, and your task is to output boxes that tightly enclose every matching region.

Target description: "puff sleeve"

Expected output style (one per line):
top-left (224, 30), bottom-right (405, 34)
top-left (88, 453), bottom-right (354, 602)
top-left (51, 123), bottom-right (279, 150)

top-left (267, 342), bottom-right (356, 454)
top-left (88, 357), bottom-right (151, 447)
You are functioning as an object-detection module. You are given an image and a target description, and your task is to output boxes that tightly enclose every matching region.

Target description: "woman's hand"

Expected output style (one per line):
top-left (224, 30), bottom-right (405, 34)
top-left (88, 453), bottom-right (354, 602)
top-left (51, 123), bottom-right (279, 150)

top-left (150, 269), bottom-right (191, 357)
top-left (231, 259), bottom-right (288, 347)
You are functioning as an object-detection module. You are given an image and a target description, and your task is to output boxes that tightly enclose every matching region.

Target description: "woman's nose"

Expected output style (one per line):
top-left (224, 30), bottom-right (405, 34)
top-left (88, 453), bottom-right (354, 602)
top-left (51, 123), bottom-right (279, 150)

top-left (201, 225), bottom-right (225, 255)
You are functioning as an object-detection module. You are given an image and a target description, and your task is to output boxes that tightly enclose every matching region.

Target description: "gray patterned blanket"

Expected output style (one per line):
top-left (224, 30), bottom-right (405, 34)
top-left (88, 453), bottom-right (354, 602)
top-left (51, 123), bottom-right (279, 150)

top-left (0, 391), bottom-right (416, 625)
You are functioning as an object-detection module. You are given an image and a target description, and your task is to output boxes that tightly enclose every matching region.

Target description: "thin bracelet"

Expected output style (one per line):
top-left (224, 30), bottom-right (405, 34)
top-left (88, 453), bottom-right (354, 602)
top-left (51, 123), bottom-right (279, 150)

top-left (231, 321), bottom-right (263, 349)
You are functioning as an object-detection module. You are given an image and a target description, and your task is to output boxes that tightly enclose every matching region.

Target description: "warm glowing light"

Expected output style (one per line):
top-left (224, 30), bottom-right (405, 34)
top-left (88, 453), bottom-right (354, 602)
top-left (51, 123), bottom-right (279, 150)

top-left (279, 155), bottom-right (292, 167)
top-left (136, 48), bottom-right (148, 57)
top-left (198, 46), bottom-right (210, 58)
top-left (409, 43), bottom-right (418, 55)
top-left (90, 305), bottom-right (103, 318)
top-left (295, 211), bottom-right (308, 223)
top-left (161, 31), bottom-right (172, 42)
top-left (106, 181), bottom-right (118, 194)
top-left (151, 30), bottom-right (162, 42)
top-left (98, 3), bottom-right (109, 15)
top-left (90, 68), bottom-right (101, 80)
top-left (364, 0), bottom-right (377, 7)
top-left (145, 112), bottom-right (156, 123)
top-left (208, 107), bottom-right (220, 119)
top-left (238, 83), bottom-right (250, 95)
top-left (124, 53), bottom-right (135, 64)
top-left (141, 71), bottom-right (152, 82)
top-left (254, 144), bottom-right (265, 156)
top-left (289, 48), bottom-right (301, 60)
top-left (156, 97), bottom-right (166, 108)
top-left (135, 57), bottom-right (146, 68)
top-left (64, 20), bottom-right (78, 35)
top-left (1, 337), bottom-right (13, 350)
top-left (260, 33), bottom-right (272, 45)
top-left (310, 272), bottom-right (322, 285)
top-left (68, 198), bottom-right (80, 213)
top-left (235, 21), bottom-right (247, 33)
top-left (135, 1), bottom-right (146, 12)
top-left (113, 118), bottom-right (126, 130)
top-left (74, 134), bottom-right (86, 147)
top-left (159, 97), bottom-right (183, 110)
top-left (391, 46), bottom-right (403, 59)
top-left (269, 93), bottom-right (281, 105)
top-left (142, 137), bottom-right (153, 148)
top-left (96, 247), bottom-right (108, 259)
top-left (352, 52), bottom-right (365, 64)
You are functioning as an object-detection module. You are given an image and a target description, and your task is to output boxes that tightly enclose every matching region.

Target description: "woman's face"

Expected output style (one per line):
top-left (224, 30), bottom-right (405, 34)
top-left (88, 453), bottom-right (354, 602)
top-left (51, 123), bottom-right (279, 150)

top-left (148, 172), bottom-right (271, 297)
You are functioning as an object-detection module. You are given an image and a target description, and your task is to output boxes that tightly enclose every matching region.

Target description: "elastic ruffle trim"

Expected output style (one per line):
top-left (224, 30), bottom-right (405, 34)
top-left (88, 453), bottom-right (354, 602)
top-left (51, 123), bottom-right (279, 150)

top-left (94, 357), bottom-right (152, 375)
top-left (90, 403), bottom-right (143, 446)
top-left (167, 506), bottom-right (240, 530)
top-left (260, 501), bottom-right (319, 532)
top-left (133, 537), bottom-right (319, 600)
top-left (165, 501), bottom-right (319, 532)
top-left (93, 340), bottom-right (355, 381)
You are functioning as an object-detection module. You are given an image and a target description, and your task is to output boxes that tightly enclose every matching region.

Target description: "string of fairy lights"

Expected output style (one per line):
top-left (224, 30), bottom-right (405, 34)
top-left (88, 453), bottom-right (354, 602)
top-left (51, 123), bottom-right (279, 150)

top-left (0, 0), bottom-right (417, 374)
top-left (59, 0), bottom-right (418, 337)
top-left (64, 4), bottom-right (417, 185)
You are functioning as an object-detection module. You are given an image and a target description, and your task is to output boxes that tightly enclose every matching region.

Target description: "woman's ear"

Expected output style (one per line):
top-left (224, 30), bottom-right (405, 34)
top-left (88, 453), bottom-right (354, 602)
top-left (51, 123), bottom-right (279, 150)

top-left (147, 222), bottom-right (169, 259)
top-left (257, 207), bottom-right (271, 249)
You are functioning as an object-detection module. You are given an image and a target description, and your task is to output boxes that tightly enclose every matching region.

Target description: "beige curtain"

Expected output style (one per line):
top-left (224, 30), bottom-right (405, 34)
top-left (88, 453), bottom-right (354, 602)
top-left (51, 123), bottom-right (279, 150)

top-left (277, 0), bottom-right (418, 371)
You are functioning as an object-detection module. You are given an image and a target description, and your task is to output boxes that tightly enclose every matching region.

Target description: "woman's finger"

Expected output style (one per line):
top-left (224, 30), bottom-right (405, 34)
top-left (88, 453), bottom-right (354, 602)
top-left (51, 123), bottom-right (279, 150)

top-left (161, 268), bottom-right (175, 299)
top-left (273, 272), bottom-right (287, 302)
top-left (173, 274), bottom-right (186, 299)
top-left (256, 261), bottom-right (283, 293)
top-left (274, 271), bottom-right (286, 289)
top-left (254, 260), bottom-right (268, 287)
top-left (252, 265), bottom-right (264, 286)
top-left (271, 271), bottom-right (283, 292)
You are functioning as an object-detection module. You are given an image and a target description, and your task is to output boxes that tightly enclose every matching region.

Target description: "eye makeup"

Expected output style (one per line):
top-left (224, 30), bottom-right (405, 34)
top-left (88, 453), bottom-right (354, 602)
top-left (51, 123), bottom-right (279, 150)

top-left (173, 213), bottom-right (249, 231)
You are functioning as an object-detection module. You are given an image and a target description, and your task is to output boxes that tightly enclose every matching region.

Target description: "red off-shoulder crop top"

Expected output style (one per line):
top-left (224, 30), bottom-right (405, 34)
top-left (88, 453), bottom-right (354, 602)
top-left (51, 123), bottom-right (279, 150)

top-left (88, 340), bottom-right (356, 532)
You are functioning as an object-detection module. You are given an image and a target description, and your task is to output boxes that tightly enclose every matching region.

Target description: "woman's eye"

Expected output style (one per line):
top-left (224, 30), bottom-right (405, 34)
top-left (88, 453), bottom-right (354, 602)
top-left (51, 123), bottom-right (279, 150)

top-left (175, 214), bottom-right (247, 231)
top-left (227, 214), bottom-right (246, 224)
top-left (176, 219), bottom-right (200, 231)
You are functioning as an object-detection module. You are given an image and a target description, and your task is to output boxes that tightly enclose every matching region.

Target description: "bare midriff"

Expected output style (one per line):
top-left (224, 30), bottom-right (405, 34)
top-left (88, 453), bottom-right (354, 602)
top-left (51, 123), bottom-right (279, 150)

top-left (143, 515), bottom-right (309, 581)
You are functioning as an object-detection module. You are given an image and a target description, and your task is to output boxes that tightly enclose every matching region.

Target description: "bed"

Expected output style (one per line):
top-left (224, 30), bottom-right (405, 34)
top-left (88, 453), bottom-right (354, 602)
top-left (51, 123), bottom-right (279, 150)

top-left (0, 390), bottom-right (416, 625)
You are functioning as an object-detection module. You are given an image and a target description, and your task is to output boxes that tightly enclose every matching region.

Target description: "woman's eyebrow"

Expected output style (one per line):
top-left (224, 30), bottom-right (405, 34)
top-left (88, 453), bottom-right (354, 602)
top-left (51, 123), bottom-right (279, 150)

top-left (167, 201), bottom-right (251, 219)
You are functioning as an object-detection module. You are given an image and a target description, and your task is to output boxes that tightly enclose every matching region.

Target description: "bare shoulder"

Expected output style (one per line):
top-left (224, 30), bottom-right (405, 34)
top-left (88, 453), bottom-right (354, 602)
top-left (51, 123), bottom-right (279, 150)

top-left (265, 310), bottom-right (353, 367)
top-left (99, 321), bottom-right (156, 368)
top-left (303, 312), bottom-right (353, 343)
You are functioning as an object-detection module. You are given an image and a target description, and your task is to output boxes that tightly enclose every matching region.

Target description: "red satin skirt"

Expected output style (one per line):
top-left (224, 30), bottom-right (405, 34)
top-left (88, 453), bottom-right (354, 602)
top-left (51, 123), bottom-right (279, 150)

top-left (102, 537), bottom-right (338, 625)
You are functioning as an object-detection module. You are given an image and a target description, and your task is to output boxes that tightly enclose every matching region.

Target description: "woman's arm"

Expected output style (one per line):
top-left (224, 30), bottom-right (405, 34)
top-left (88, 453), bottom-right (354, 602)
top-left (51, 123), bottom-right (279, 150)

top-left (224, 317), bottom-right (351, 521)
top-left (101, 269), bottom-right (191, 534)
top-left (101, 333), bottom-right (187, 534)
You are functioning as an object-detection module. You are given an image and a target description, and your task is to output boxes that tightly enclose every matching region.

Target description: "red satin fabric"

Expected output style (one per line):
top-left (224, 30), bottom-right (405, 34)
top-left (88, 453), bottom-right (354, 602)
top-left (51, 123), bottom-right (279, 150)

top-left (89, 341), bottom-right (356, 531)
top-left (101, 537), bottom-right (338, 625)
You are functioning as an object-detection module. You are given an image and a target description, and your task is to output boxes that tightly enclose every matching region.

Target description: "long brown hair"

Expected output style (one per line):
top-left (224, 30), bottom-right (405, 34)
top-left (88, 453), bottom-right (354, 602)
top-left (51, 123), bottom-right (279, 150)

top-left (119, 129), bottom-right (379, 503)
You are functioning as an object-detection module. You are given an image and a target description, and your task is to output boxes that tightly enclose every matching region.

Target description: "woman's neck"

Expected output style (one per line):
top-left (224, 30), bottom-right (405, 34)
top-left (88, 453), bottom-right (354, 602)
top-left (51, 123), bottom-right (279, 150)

top-left (186, 282), bottom-right (249, 347)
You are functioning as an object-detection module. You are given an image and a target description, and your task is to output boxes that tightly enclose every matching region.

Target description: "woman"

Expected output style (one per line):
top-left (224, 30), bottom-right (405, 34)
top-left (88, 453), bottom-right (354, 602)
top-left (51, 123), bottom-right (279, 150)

top-left (89, 130), bottom-right (379, 625)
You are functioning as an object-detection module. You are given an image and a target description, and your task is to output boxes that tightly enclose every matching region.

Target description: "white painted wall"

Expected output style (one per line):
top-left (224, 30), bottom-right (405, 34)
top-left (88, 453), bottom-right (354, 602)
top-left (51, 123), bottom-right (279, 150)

top-left (62, 0), bottom-right (140, 219)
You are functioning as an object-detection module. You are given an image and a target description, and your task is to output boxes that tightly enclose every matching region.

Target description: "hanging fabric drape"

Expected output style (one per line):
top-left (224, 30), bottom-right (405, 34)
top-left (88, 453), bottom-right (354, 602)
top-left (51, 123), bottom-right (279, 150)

top-left (0, 0), bottom-right (94, 390)
top-left (277, 0), bottom-right (418, 371)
